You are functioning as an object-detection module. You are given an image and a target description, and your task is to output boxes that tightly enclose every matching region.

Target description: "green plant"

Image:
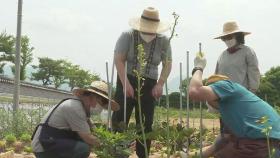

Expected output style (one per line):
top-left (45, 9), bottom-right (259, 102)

top-left (23, 146), bottom-right (33, 153)
top-left (133, 43), bottom-right (149, 158)
top-left (256, 116), bottom-right (275, 158)
top-left (4, 134), bottom-right (16, 145)
top-left (92, 126), bottom-right (137, 158)
top-left (19, 133), bottom-right (31, 143)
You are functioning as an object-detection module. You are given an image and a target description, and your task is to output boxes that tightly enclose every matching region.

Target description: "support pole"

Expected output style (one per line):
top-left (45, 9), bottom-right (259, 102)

top-left (13, 0), bottom-right (23, 111)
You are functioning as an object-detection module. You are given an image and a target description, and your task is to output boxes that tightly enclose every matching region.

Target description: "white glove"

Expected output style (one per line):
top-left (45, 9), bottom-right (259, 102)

top-left (194, 52), bottom-right (207, 70)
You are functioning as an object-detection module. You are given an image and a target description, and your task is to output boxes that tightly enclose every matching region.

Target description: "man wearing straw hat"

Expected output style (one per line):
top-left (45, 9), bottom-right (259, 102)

top-left (31, 81), bottom-right (119, 158)
top-left (188, 54), bottom-right (280, 158)
top-left (112, 7), bottom-right (172, 158)
top-left (214, 21), bottom-right (260, 93)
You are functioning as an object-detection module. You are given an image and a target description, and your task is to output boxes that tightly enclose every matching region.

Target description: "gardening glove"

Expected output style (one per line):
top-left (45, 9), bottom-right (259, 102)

top-left (194, 52), bottom-right (207, 70)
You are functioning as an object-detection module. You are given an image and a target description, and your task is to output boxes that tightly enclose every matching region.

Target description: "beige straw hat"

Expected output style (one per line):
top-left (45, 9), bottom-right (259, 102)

top-left (214, 21), bottom-right (251, 39)
top-left (72, 81), bottom-right (120, 111)
top-left (129, 7), bottom-right (170, 34)
top-left (206, 74), bottom-right (230, 85)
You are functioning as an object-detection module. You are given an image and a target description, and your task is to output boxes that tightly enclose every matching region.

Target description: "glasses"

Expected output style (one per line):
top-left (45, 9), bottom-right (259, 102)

top-left (221, 35), bottom-right (234, 41)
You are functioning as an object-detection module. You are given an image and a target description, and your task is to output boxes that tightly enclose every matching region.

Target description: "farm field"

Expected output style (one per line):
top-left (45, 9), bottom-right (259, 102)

top-left (0, 100), bottom-right (220, 158)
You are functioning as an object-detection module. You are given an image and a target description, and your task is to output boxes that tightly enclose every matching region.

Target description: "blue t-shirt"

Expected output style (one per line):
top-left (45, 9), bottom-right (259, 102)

top-left (209, 80), bottom-right (280, 139)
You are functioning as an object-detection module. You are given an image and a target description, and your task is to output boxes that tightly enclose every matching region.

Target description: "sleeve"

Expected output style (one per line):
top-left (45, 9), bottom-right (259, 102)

top-left (209, 81), bottom-right (236, 101)
top-left (63, 101), bottom-right (90, 133)
top-left (246, 48), bottom-right (260, 92)
top-left (114, 31), bottom-right (131, 55)
top-left (161, 36), bottom-right (172, 62)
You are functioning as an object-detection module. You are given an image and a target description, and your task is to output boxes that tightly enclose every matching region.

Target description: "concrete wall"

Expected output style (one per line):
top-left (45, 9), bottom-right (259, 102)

top-left (0, 76), bottom-right (72, 99)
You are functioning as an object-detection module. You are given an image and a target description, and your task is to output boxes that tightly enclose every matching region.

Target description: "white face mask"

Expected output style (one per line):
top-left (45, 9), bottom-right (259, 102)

top-left (140, 33), bottom-right (156, 43)
top-left (224, 38), bottom-right (237, 48)
top-left (206, 102), bottom-right (219, 114)
top-left (90, 103), bottom-right (103, 115)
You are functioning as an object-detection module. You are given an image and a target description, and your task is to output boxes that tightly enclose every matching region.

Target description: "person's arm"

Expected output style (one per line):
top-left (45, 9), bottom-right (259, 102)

top-left (152, 60), bottom-right (172, 99)
top-left (77, 132), bottom-right (100, 147)
top-left (189, 70), bottom-right (219, 102)
top-left (188, 54), bottom-right (219, 102)
top-left (246, 49), bottom-right (260, 92)
top-left (114, 53), bottom-right (134, 98)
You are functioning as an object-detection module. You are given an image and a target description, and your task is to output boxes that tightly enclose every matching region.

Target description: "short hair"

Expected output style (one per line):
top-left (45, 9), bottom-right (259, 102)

top-left (235, 32), bottom-right (245, 44)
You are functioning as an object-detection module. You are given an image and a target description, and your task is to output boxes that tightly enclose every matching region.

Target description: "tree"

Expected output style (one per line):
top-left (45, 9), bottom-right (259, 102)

top-left (52, 59), bottom-right (68, 88)
top-left (65, 63), bottom-right (100, 90)
top-left (0, 31), bottom-right (14, 74)
top-left (257, 66), bottom-right (280, 106)
top-left (31, 57), bottom-right (57, 86)
top-left (0, 32), bottom-right (33, 80)
top-left (10, 36), bottom-right (34, 80)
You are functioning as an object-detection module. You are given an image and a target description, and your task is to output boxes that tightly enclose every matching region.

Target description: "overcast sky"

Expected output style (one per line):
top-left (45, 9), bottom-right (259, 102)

top-left (1, 0), bottom-right (279, 91)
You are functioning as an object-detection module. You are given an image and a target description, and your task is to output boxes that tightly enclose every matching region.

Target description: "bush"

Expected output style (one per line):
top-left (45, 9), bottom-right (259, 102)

top-left (19, 133), bottom-right (31, 143)
top-left (4, 134), bottom-right (16, 145)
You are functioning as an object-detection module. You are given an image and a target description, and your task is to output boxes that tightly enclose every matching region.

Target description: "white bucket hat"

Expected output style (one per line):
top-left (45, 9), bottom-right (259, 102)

top-left (214, 21), bottom-right (251, 39)
top-left (129, 7), bottom-right (170, 34)
top-left (72, 81), bottom-right (119, 111)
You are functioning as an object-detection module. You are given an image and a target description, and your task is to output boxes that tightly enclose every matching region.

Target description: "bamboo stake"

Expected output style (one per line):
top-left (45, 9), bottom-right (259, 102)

top-left (105, 62), bottom-right (110, 129)
top-left (200, 101), bottom-right (203, 158)
top-left (179, 62), bottom-right (183, 124)
top-left (106, 62), bottom-right (114, 130)
top-left (199, 43), bottom-right (203, 158)
top-left (186, 51), bottom-right (190, 129)
top-left (108, 60), bottom-right (115, 130)
top-left (124, 61), bottom-right (127, 124)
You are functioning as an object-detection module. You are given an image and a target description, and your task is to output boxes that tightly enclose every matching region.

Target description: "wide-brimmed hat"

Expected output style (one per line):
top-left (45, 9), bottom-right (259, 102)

top-left (72, 81), bottom-right (119, 111)
top-left (214, 21), bottom-right (251, 39)
top-left (206, 74), bottom-right (230, 85)
top-left (129, 7), bottom-right (170, 34)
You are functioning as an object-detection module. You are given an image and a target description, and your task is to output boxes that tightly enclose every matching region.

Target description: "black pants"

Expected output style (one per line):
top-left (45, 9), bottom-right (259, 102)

top-left (112, 75), bottom-right (156, 158)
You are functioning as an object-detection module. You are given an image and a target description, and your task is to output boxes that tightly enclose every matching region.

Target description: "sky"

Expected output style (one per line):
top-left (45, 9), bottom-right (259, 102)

top-left (1, 0), bottom-right (279, 91)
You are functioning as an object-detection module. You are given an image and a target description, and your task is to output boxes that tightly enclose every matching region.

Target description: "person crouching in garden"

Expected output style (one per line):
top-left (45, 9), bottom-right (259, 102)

top-left (31, 81), bottom-right (119, 158)
top-left (188, 54), bottom-right (280, 158)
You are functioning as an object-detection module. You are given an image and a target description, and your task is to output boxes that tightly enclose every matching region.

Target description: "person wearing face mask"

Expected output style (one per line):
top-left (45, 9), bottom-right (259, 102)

top-left (188, 54), bottom-right (280, 158)
top-left (112, 7), bottom-right (172, 158)
top-left (213, 22), bottom-right (261, 154)
top-left (31, 81), bottom-right (119, 158)
top-left (214, 21), bottom-right (260, 93)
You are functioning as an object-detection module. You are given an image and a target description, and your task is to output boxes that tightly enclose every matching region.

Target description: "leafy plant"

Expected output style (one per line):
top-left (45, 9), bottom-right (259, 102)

top-left (19, 133), bottom-right (31, 143)
top-left (92, 126), bottom-right (137, 158)
top-left (4, 134), bottom-right (16, 145)
top-left (256, 116), bottom-right (275, 158)
top-left (23, 146), bottom-right (33, 153)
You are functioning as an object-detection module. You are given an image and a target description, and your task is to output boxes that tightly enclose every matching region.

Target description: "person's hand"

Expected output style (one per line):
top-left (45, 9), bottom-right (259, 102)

top-left (194, 52), bottom-right (207, 70)
top-left (92, 135), bottom-right (101, 147)
top-left (123, 80), bottom-right (134, 98)
top-left (152, 83), bottom-right (163, 100)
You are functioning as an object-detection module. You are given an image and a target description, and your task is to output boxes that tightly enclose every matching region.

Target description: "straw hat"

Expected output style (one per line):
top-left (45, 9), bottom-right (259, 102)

top-left (72, 81), bottom-right (119, 111)
top-left (129, 7), bottom-right (170, 34)
top-left (206, 74), bottom-right (230, 85)
top-left (214, 21), bottom-right (251, 39)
